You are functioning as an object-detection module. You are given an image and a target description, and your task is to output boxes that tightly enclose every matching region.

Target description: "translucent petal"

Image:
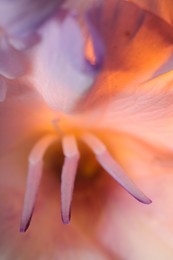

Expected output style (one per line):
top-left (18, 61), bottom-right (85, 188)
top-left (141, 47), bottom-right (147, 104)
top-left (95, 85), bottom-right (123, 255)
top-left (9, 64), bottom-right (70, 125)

top-left (101, 71), bottom-right (173, 152)
top-left (0, 36), bottom-right (27, 78)
top-left (99, 173), bottom-right (173, 259)
top-left (126, 0), bottom-right (173, 26)
top-left (77, 1), bottom-right (173, 153)
top-left (79, 0), bottom-right (173, 113)
top-left (28, 10), bottom-right (104, 112)
top-left (0, 85), bottom-right (55, 157)
top-left (0, 0), bottom-right (63, 38)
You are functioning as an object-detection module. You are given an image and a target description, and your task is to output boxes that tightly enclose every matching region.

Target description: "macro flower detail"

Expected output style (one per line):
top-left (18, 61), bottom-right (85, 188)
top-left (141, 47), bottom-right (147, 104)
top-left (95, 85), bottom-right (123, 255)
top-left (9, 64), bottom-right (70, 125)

top-left (20, 130), bottom-right (151, 232)
top-left (1, 0), bottom-right (173, 259)
top-left (28, 9), bottom-right (104, 112)
top-left (0, 1), bottom-right (105, 112)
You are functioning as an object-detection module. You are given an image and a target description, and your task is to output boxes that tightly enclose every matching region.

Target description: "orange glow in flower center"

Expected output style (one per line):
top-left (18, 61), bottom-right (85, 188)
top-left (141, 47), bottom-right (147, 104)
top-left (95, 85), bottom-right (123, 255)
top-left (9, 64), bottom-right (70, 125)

top-left (85, 37), bottom-right (96, 66)
top-left (19, 121), bottom-right (151, 233)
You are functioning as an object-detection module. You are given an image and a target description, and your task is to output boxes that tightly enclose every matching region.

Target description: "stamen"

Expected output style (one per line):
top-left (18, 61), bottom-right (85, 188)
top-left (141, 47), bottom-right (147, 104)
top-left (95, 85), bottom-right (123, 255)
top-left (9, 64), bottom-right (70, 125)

top-left (81, 133), bottom-right (152, 204)
top-left (20, 135), bottom-right (57, 232)
top-left (61, 135), bottom-right (80, 224)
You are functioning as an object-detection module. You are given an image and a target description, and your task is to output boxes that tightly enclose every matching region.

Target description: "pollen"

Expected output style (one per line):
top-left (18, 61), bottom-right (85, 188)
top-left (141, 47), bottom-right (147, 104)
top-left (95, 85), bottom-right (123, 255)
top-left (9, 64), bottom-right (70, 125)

top-left (20, 131), bottom-right (152, 232)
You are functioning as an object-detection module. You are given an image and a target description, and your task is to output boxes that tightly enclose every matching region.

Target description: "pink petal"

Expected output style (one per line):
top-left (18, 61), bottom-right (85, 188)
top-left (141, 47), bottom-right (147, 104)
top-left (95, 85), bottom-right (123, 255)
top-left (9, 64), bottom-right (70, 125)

top-left (99, 173), bottom-right (173, 259)
top-left (0, 87), bottom-right (54, 157)
top-left (20, 134), bottom-right (57, 232)
top-left (101, 70), bottom-right (173, 152)
top-left (126, 0), bottom-right (173, 26)
top-left (77, 1), bottom-right (173, 153)
top-left (79, 1), bottom-right (173, 113)
top-left (61, 135), bottom-right (80, 224)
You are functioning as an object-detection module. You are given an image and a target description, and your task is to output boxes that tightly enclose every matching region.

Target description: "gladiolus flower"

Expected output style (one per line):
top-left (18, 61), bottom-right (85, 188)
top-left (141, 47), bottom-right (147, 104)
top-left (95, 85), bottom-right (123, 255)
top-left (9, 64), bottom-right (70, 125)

top-left (1, 0), bottom-right (173, 259)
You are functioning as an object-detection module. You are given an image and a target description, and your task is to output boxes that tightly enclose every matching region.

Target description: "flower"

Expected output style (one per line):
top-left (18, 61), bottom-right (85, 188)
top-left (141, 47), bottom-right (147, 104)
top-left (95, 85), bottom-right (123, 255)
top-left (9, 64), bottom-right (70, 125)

top-left (1, 0), bottom-right (173, 259)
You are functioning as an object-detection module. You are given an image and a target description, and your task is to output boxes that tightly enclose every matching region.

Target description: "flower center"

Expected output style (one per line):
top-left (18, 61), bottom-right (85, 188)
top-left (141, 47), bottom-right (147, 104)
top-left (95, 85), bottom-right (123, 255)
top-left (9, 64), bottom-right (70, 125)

top-left (20, 127), bottom-right (152, 232)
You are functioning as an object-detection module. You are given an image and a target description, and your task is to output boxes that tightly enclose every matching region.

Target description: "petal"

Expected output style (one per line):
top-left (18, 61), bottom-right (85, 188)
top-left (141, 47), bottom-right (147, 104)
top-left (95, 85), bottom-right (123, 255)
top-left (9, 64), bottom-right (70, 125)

top-left (28, 10), bottom-right (104, 112)
top-left (0, 36), bottom-right (27, 78)
top-left (98, 173), bottom-right (173, 259)
top-left (101, 71), bottom-right (173, 152)
top-left (0, 77), bottom-right (7, 101)
top-left (75, 1), bottom-right (173, 152)
top-left (126, 0), bottom-right (173, 26)
top-left (79, 0), bottom-right (173, 111)
top-left (0, 84), bottom-right (55, 156)
top-left (0, 0), bottom-right (63, 39)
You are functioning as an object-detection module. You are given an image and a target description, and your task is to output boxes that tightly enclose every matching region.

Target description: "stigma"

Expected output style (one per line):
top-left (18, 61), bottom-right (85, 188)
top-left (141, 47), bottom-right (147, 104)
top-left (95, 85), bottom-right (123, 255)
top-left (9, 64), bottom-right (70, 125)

top-left (20, 131), bottom-right (152, 232)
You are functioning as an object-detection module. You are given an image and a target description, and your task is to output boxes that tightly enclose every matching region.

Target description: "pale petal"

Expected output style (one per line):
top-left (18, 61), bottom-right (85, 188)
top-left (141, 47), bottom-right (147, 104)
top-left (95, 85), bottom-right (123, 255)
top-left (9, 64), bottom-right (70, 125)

top-left (0, 0), bottom-right (63, 39)
top-left (98, 173), bottom-right (173, 259)
top-left (79, 0), bottom-right (173, 112)
top-left (126, 0), bottom-right (173, 26)
top-left (101, 71), bottom-right (173, 152)
top-left (76, 0), bottom-right (173, 152)
top-left (0, 36), bottom-right (27, 78)
top-left (0, 84), bottom-right (55, 156)
top-left (28, 10), bottom-right (104, 112)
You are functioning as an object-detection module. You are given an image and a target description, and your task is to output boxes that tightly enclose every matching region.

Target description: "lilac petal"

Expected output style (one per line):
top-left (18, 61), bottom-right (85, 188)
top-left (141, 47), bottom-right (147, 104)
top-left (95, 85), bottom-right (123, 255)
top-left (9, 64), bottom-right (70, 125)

top-left (29, 10), bottom-right (104, 112)
top-left (20, 135), bottom-right (57, 232)
top-left (0, 36), bottom-right (26, 78)
top-left (8, 32), bottom-right (41, 51)
top-left (0, 0), bottom-right (63, 39)
top-left (59, 10), bottom-right (104, 75)
top-left (0, 78), bottom-right (7, 102)
top-left (61, 135), bottom-right (80, 224)
top-left (81, 133), bottom-right (152, 204)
